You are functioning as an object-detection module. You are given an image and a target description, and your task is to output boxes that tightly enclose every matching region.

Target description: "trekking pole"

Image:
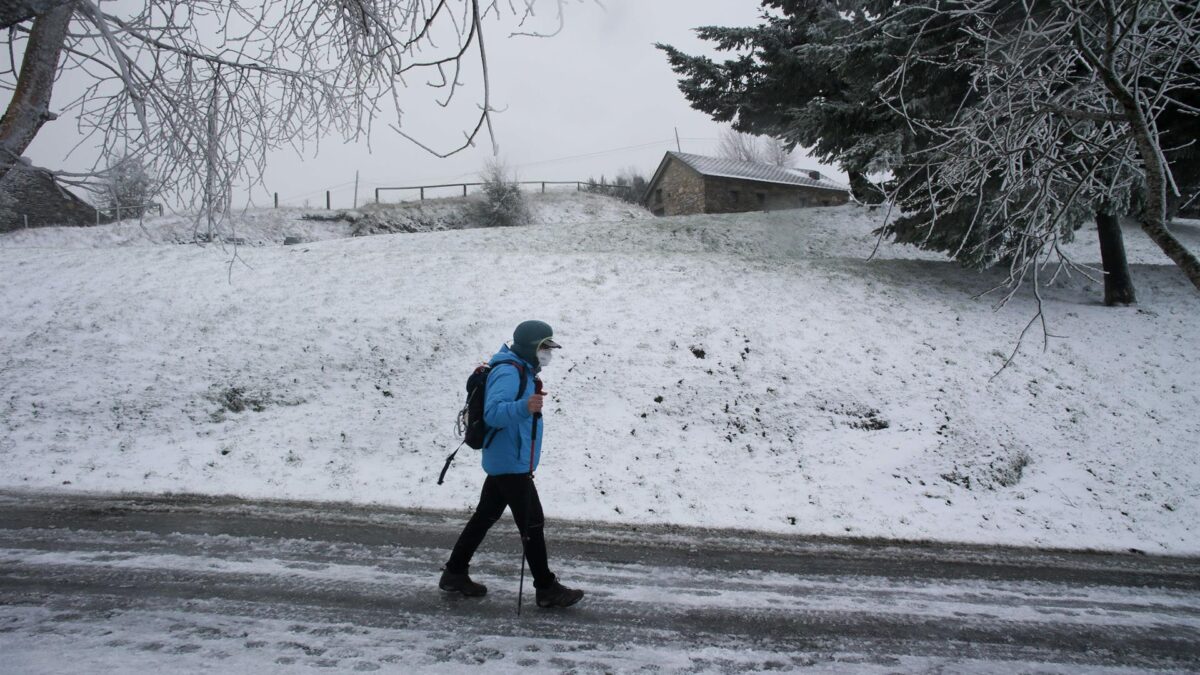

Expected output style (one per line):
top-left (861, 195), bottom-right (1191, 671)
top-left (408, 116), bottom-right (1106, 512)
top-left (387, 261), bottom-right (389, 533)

top-left (517, 381), bottom-right (544, 616)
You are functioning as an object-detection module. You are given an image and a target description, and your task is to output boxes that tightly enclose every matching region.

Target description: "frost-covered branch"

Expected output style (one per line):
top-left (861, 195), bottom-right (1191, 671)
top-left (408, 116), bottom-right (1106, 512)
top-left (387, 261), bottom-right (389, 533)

top-left (878, 0), bottom-right (1200, 297)
top-left (0, 0), bottom-right (570, 239)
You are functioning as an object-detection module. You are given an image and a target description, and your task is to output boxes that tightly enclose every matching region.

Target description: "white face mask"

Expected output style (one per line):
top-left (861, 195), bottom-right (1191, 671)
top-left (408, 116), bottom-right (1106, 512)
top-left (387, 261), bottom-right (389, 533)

top-left (537, 349), bottom-right (554, 367)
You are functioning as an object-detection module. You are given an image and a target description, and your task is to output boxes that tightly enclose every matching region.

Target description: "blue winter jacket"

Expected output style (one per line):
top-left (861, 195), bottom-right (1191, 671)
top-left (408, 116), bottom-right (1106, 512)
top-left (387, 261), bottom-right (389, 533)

top-left (481, 344), bottom-right (543, 475)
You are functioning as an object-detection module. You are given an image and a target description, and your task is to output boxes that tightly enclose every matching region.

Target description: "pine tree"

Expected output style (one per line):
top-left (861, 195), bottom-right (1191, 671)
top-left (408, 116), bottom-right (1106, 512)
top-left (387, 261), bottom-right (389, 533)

top-left (660, 0), bottom-right (1200, 303)
top-left (656, 0), bottom-right (913, 204)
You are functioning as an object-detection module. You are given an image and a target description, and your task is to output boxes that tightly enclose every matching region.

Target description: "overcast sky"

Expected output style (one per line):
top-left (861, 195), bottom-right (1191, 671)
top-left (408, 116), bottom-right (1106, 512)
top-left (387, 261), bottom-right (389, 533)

top-left (25, 1), bottom-right (843, 210)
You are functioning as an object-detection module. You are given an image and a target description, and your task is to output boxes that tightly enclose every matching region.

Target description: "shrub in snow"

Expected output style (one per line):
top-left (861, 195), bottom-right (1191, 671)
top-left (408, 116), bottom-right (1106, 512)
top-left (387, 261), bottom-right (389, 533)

top-left (468, 159), bottom-right (529, 228)
top-left (206, 385), bottom-right (304, 423)
top-left (99, 155), bottom-right (159, 219)
top-left (300, 210), bottom-right (362, 224)
top-left (584, 168), bottom-right (648, 204)
top-left (990, 449), bottom-right (1032, 488)
top-left (352, 202), bottom-right (470, 235)
top-left (616, 169), bottom-right (649, 204)
top-left (941, 447), bottom-right (1032, 491)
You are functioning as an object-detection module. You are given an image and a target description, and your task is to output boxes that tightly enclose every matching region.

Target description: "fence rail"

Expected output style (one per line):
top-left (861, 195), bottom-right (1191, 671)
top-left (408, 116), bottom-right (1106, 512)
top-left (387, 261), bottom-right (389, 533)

top-left (96, 203), bottom-right (164, 223)
top-left (371, 180), bottom-right (634, 204)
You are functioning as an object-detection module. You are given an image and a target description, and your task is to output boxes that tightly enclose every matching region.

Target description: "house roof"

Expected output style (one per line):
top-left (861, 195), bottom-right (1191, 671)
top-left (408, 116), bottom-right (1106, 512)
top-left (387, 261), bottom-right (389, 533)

top-left (662, 151), bottom-right (849, 192)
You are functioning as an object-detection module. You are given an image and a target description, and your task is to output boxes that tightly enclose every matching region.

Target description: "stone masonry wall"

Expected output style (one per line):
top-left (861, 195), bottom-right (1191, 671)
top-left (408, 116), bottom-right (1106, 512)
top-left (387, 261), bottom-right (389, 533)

top-left (703, 176), bottom-right (848, 214)
top-left (0, 168), bottom-right (99, 233)
top-left (646, 158), bottom-right (705, 216)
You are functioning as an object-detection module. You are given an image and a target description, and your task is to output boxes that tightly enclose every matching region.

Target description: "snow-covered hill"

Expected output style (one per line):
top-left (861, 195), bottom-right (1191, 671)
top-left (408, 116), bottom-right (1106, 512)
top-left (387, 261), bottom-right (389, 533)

top-left (1, 200), bottom-right (1197, 554)
top-left (0, 191), bottom-right (650, 248)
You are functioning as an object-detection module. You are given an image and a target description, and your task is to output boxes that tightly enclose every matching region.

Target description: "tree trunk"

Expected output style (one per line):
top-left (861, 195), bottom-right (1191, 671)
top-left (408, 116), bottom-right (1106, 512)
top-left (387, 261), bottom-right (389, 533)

top-left (0, 0), bottom-right (74, 30)
top-left (1127, 110), bottom-right (1200, 291)
top-left (1079, 9), bottom-right (1200, 293)
top-left (1095, 211), bottom-right (1136, 305)
top-left (0, 2), bottom-right (73, 183)
top-left (1138, 216), bottom-right (1200, 288)
top-left (1124, 92), bottom-right (1200, 291)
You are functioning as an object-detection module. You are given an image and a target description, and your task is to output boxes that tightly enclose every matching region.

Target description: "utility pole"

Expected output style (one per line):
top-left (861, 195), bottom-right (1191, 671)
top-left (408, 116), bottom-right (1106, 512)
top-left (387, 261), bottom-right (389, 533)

top-left (674, 127), bottom-right (681, 152)
top-left (353, 170), bottom-right (359, 209)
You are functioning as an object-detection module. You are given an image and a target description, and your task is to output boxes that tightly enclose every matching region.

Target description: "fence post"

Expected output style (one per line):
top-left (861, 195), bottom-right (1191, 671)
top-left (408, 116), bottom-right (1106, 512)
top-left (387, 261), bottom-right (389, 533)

top-left (462, 184), bottom-right (467, 197)
top-left (23, 214), bottom-right (28, 229)
top-left (326, 191), bottom-right (331, 210)
top-left (541, 182), bottom-right (545, 193)
top-left (420, 187), bottom-right (425, 200)
top-left (274, 192), bottom-right (279, 209)
top-left (375, 187), bottom-right (380, 204)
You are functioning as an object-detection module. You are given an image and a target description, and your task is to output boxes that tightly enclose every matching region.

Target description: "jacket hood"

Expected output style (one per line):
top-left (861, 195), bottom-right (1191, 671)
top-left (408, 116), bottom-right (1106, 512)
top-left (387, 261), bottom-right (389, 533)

top-left (489, 343), bottom-right (537, 372)
top-left (511, 319), bottom-right (555, 367)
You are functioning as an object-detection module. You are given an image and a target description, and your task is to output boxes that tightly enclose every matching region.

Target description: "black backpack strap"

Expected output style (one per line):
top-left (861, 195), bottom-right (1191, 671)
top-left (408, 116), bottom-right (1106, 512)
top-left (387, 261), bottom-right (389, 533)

top-left (490, 360), bottom-right (528, 400)
top-left (482, 428), bottom-right (500, 450)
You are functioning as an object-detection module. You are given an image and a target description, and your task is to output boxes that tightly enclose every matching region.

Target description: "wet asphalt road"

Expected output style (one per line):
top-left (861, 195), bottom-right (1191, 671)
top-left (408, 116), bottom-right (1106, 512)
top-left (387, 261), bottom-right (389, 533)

top-left (1, 491), bottom-right (1198, 672)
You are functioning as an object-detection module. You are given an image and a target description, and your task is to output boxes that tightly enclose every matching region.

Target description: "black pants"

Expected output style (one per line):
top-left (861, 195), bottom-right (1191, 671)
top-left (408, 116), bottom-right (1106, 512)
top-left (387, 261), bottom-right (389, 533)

top-left (446, 473), bottom-right (556, 588)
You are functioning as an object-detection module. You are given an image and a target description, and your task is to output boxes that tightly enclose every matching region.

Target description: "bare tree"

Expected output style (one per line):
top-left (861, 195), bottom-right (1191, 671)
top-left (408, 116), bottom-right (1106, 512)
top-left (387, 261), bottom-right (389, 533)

top-left (716, 127), bottom-right (793, 167)
top-left (615, 165), bottom-right (648, 204)
top-left (0, 0), bottom-right (73, 30)
top-left (880, 0), bottom-right (1200, 302)
top-left (0, 0), bottom-right (575, 238)
top-left (0, 2), bottom-right (71, 181)
top-left (760, 136), bottom-right (794, 168)
top-left (716, 128), bottom-right (765, 163)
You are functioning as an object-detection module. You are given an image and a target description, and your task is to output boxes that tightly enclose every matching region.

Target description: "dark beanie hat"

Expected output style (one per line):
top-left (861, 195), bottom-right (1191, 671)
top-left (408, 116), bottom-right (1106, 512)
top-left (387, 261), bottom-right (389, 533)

top-left (512, 320), bottom-right (555, 363)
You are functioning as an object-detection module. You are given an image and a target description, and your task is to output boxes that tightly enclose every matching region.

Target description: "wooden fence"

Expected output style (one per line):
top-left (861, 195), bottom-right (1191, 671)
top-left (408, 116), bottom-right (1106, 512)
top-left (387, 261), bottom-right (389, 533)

top-left (269, 181), bottom-right (637, 209)
top-left (96, 203), bottom-right (164, 223)
top-left (372, 180), bottom-right (634, 204)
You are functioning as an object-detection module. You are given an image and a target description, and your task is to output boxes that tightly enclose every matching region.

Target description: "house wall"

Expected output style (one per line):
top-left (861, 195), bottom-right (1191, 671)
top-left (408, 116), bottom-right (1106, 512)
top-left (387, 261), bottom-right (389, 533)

top-left (0, 168), bottom-right (99, 233)
top-left (645, 158), bottom-right (705, 216)
top-left (703, 176), bottom-right (848, 214)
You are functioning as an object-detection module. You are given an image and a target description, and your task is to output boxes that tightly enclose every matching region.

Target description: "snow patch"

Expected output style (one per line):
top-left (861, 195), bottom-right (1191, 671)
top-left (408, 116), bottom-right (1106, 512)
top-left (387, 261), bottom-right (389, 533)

top-left (0, 191), bottom-right (650, 249)
top-left (0, 204), bottom-right (1197, 553)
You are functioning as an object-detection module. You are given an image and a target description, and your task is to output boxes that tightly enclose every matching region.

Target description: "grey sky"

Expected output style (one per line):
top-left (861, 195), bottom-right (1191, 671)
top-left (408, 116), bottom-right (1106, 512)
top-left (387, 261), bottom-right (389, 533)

top-left (23, 1), bottom-right (843, 210)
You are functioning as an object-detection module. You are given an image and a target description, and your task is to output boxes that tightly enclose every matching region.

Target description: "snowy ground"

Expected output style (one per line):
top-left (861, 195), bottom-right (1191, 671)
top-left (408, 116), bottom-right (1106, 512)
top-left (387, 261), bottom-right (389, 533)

top-left (2, 494), bottom-right (1198, 673)
top-left (0, 196), bottom-right (1198, 554)
top-left (0, 190), bottom-right (649, 248)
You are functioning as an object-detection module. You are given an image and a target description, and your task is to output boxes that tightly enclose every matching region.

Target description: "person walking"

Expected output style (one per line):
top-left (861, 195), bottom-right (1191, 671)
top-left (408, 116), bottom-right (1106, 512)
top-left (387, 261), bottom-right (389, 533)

top-left (439, 320), bottom-right (585, 609)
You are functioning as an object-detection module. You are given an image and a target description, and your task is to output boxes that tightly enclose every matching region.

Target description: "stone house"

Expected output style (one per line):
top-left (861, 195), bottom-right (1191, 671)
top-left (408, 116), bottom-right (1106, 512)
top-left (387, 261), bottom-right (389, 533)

top-left (642, 151), bottom-right (850, 217)
top-left (0, 166), bottom-right (100, 233)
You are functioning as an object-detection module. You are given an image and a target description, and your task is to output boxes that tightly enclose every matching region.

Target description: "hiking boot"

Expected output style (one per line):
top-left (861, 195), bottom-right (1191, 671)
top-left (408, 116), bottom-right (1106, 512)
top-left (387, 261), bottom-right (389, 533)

top-left (439, 570), bottom-right (487, 597)
top-left (535, 579), bottom-right (584, 608)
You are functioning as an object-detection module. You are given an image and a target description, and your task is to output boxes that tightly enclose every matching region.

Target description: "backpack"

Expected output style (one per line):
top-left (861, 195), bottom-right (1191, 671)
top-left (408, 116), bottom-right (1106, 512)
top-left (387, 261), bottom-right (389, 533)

top-left (437, 360), bottom-right (527, 485)
top-left (462, 360), bottom-right (527, 449)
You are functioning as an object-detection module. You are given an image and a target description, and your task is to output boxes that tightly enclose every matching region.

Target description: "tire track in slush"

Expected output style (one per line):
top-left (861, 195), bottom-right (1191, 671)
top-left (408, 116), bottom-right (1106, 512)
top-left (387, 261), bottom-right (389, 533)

top-left (1, 491), bottom-right (1199, 672)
